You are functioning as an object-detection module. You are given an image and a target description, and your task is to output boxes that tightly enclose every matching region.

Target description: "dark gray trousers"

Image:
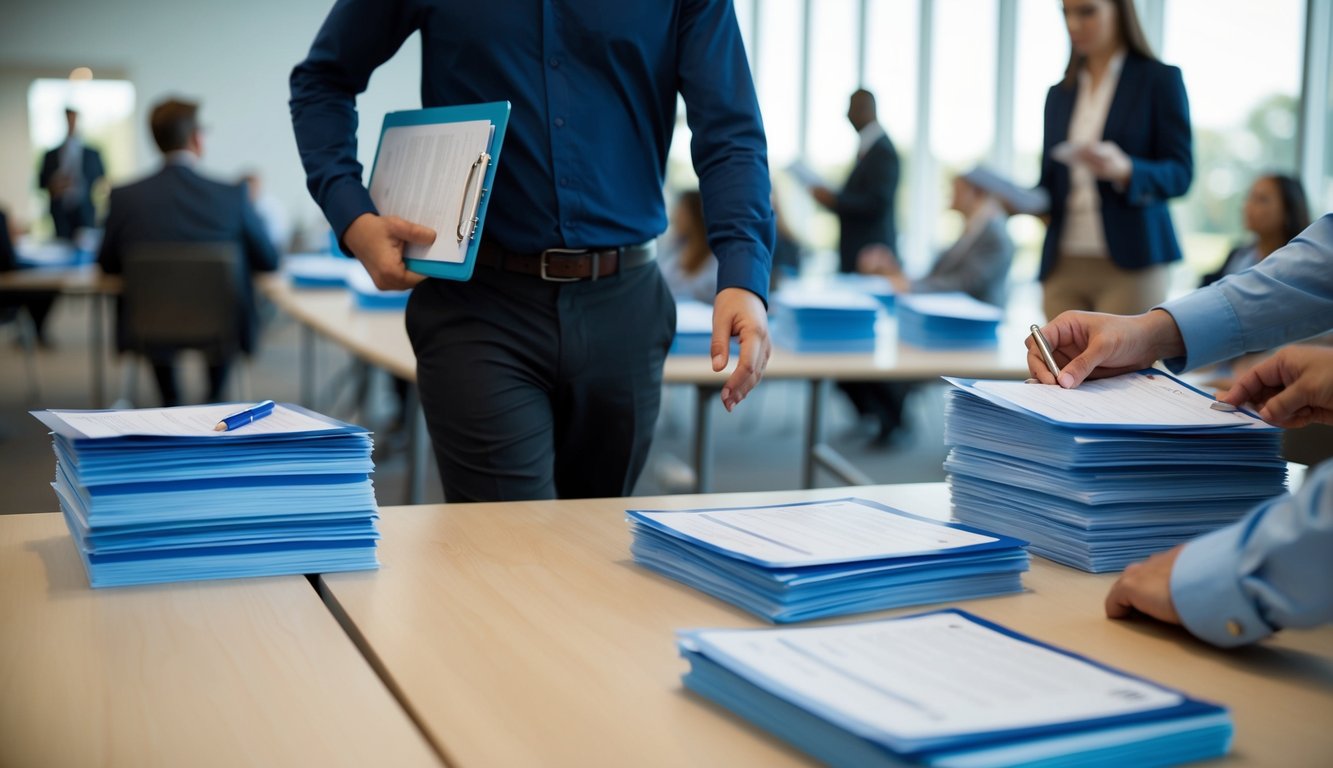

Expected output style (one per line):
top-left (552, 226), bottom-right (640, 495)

top-left (406, 262), bottom-right (676, 502)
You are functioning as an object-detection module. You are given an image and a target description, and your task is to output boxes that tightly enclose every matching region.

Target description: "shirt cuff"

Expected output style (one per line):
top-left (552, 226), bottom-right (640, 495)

top-left (1171, 523), bottom-right (1276, 647)
top-left (714, 244), bottom-right (771, 307)
top-left (1156, 287), bottom-right (1239, 372)
top-left (322, 178), bottom-right (378, 256)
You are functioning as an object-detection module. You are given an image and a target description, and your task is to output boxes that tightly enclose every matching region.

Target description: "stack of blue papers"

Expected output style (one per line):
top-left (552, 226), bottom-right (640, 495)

top-left (670, 300), bottom-right (715, 356)
top-left (628, 497), bottom-right (1028, 623)
top-left (943, 373), bottom-right (1286, 572)
top-left (285, 253), bottom-right (354, 288)
top-left (897, 292), bottom-right (1003, 349)
top-left (32, 403), bottom-right (380, 588)
top-left (828, 273), bottom-right (897, 313)
top-left (771, 291), bottom-right (881, 353)
top-left (347, 266), bottom-right (410, 310)
top-left (679, 609), bottom-right (1232, 767)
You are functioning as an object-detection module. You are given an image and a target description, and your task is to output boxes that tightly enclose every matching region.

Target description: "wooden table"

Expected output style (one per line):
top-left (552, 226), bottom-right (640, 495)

top-left (319, 484), bottom-right (1333, 767)
top-left (0, 265), bottom-right (119, 406)
top-left (264, 278), bottom-right (1031, 496)
top-left (0, 512), bottom-right (442, 767)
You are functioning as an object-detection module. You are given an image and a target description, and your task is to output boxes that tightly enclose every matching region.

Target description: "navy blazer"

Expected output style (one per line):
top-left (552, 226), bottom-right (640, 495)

top-left (1037, 54), bottom-right (1192, 279)
top-left (98, 162), bottom-right (279, 353)
top-left (836, 133), bottom-right (899, 274)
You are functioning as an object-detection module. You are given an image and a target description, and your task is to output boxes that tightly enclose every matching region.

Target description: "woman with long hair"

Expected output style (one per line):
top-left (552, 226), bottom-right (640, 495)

top-left (1201, 174), bottom-right (1312, 286)
top-left (1037, 0), bottom-right (1193, 318)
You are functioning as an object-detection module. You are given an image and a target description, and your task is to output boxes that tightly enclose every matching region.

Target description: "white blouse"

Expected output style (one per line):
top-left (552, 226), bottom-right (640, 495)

top-left (1060, 49), bottom-right (1126, 258)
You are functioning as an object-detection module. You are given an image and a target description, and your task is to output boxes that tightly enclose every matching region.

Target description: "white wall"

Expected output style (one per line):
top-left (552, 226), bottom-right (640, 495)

top-left (0, 0), bottom-right (421, 245)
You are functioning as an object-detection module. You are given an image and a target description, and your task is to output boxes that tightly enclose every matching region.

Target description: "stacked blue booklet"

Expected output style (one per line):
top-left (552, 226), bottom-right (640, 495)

top-left (772, 290), bottom-right (881, 353)
top-left (285, 253), bottom-right (354, 288)
top-left (670, 300), bottom-right (716, 356)
top-left (628, 497), bottom-right (1028, 622)
top-left (347, 265), bottom-right (411, 310)
top-left (828, 273), bottom-right (897, 312)
top-left (943, 372), bottom-right (1286, 572)
top-left (33, 403), bottom-right (380, 588)
top-left (679, 609), bottom-right (1232, 767)
top-left (897, 292), bottom-right (1003, 348)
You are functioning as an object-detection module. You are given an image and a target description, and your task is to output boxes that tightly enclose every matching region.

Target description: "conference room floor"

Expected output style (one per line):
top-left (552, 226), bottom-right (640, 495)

top-left (0, 292), bottom-right (956, 515)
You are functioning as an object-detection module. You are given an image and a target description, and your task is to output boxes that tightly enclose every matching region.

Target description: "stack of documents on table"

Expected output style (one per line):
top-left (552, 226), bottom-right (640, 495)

top-left (944, 371), bottom-right (1286, 572)
top-left (32, 403), bottom-right (379, 588)
top-left (347, 265), bottom-right (410, 310)
top-left (897, 292), bottom-right (1003, 348)
top-left (670, 299), bottom-right (715, 356)
top-left (772, 291), bottom-right (881, 353)
top-left (628, 497), bottom-right (1028, 622)
top-left (286, 253), bottom-right (355, 288)
top-left (829, 273), bottom-right (897, 312)
top-left (679, 609), bottom-right (1232, 767)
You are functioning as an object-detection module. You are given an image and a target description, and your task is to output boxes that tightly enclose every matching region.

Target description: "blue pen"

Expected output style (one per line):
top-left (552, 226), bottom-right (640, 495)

top-left (213, 400), bottom-right (276, 432)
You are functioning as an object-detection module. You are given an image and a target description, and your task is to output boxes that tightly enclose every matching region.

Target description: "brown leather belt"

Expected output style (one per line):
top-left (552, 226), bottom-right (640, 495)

top-left (476, 240), bottom-right (656, 282)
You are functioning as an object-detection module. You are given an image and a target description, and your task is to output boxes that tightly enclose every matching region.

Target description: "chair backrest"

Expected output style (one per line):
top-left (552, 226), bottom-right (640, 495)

top-left (122, 241), bottom-right (243, 355)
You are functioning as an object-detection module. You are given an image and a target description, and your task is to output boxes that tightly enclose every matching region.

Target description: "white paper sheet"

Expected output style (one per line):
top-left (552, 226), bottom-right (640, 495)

top-left (51, 404), bottom-right (338, 439)
top-left (970, 373), bottom-right (1266, 428)
top-left (636, 499), bottom-right (995, 566)
top-left (690, 612), bottom-right (1182, 742)
top-left (786, 159), bottom-right (828, 188)
top-left (368, 120), bottom-right (494, 264)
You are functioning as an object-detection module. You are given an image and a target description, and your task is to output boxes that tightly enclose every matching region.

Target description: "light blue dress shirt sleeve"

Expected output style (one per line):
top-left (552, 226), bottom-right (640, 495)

top-left (1171, 461), bottom-right (1333, 647)
top-left (1157, 213), bottom-right (1333, 372)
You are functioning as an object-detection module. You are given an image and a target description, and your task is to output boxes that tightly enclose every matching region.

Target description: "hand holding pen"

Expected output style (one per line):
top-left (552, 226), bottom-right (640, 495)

top-left (214, 400), bottom-right (276, 432)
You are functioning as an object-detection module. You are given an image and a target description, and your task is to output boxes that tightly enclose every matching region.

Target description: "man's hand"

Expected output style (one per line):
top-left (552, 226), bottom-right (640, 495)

top-left (811, 186), bottom-right (837, 210)
top-left (1105, 545), bottom-right (1183, 625)
top-left (1027, 309), bottom-right (1185, 388)
top-left (1077, 141), bottom-right (1133, 186)
top-left (1221, 345), bottom-right (1333, 428)
top-left (712, 287), bottom-right (772, 412)
top-left (342, 213), bottom-right (436, 291)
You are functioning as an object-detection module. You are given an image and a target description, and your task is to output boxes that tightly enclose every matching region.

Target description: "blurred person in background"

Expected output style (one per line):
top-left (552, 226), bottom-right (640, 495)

top-left (1036, 0), bottom-right (1192, 319)
top-left (658, 190), bottom-right (717, 304)
top-left (1201, 173), bottom-right (1311, 287)
top-left (38, 108), bottom-right (105, 241)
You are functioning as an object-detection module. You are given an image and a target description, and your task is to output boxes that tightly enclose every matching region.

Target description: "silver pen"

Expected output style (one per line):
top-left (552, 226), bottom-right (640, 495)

top-left (1029, 324), bottom-right (1062, 380)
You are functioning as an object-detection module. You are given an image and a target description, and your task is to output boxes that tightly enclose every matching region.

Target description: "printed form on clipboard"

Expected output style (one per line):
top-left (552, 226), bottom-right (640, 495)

top-left (366, 101), bottom-right (511, 281)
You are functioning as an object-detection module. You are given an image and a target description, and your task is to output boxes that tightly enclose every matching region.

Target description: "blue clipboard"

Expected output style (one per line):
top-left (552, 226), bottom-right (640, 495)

top-left (366, 101), bottom-right (511, 281)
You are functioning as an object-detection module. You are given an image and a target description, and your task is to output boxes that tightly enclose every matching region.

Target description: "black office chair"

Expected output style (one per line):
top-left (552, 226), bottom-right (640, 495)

top-left (119, 242), bottom-right (247, 405)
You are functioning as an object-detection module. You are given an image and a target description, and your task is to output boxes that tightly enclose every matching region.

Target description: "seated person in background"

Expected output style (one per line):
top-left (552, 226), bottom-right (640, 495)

top-left (0, 208), bottom-right (58, 347)
top-left (240, 170), bottom-right (292, 254)
top-left (98, 97), bottom-right (278, 406)
top-left (1028, 214), bottom-right (1333, 647)
top-left (658, 190), bottom-right (717, 304)
top-left (858, 166), bottom-right (1017, 307)
top-left (1201, 173), bottom-right (1310, 287)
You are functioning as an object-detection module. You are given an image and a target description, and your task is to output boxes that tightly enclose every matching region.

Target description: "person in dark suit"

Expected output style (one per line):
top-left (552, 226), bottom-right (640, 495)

top-left (810, 89), bottom-right (899, 274)
top-left (1037, 0), bottom-right (1192, 319)
top-left (1201, 174), bottom-right (1311, 287)
top-left (38, 108), bottom-right (105, 240)
top-left (98, 98), bottom-right (278, 406)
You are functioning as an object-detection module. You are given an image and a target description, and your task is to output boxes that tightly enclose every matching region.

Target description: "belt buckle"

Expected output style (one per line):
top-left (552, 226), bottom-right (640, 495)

top-left (539, 248), bottom-right (596, 282)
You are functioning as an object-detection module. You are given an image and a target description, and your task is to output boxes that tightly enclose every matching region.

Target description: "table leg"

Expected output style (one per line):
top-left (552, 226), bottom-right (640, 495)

top-left (405, 385), bottom-right (429, 504)
top-left (91, 293), bottom-right (106, 408)
top-left (300, 324), bottom-right (316, 408)
top-left (693, 385), bottom-right (719, 493)
top-left (802, 378), bottom-right (829, 489)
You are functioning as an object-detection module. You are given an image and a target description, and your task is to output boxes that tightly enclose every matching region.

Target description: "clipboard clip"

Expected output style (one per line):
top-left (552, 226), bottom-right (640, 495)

top-left (456, 151), bottom-right (491, 244)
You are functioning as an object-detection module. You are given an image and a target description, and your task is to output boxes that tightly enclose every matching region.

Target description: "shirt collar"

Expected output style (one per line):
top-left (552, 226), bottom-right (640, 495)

top-left (1078, 48), bottom-right (1127, 90)
top-left (857, 122), bottom-right (885, 159)
top-left (164, 150), bottom-right (199, 168)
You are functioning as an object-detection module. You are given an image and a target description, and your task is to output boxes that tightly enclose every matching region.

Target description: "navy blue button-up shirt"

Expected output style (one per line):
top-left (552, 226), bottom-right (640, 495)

top-left (290, 0), bottom-right (775, 300)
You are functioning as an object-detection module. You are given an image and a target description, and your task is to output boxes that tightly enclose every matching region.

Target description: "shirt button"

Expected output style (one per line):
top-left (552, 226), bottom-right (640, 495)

top-left (1226, 619), bottom-right (1244, 637)
top-left (549, 57), bottom-right (560, 68)
top-left (554, 117), bottom-right (565, 128)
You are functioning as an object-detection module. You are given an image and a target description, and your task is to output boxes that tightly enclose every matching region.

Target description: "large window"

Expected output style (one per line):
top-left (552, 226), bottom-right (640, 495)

top-left (1163, 0), bottom-right (1306, 280)
top-left (804, 0), bottom-right (862, 253)
top-left (863, 0), bottom-right (921, 267)
top-left (929, 0), bottom-right (998, 249)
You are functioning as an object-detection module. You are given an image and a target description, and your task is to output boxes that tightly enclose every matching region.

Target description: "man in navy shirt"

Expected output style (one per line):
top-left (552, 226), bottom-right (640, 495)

top-left (291, 0), bottom-right (775, 501)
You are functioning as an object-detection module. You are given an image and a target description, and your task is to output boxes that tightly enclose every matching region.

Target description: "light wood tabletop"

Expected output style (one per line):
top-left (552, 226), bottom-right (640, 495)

top-left (0, 512), bottom-right (442, 768)
top-left (320, 484), bottom-right (1333, 767)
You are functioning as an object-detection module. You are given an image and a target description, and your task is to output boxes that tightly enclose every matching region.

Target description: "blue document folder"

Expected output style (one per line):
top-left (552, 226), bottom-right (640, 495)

top-left (771, 291), bottom-right (881, 353)
top-left (942, 374), bottom-right (1286, 572)
top-left (679, 609), bottom-right (1231, 767)
top-left (627, 497), bottom-right (1028, 622)
top-left (897, 292), bottom-right (1003, 349)
top-left (367, 101), bottom-right (511, 282)
top-left (33, 403), bottom-right (381, 588)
